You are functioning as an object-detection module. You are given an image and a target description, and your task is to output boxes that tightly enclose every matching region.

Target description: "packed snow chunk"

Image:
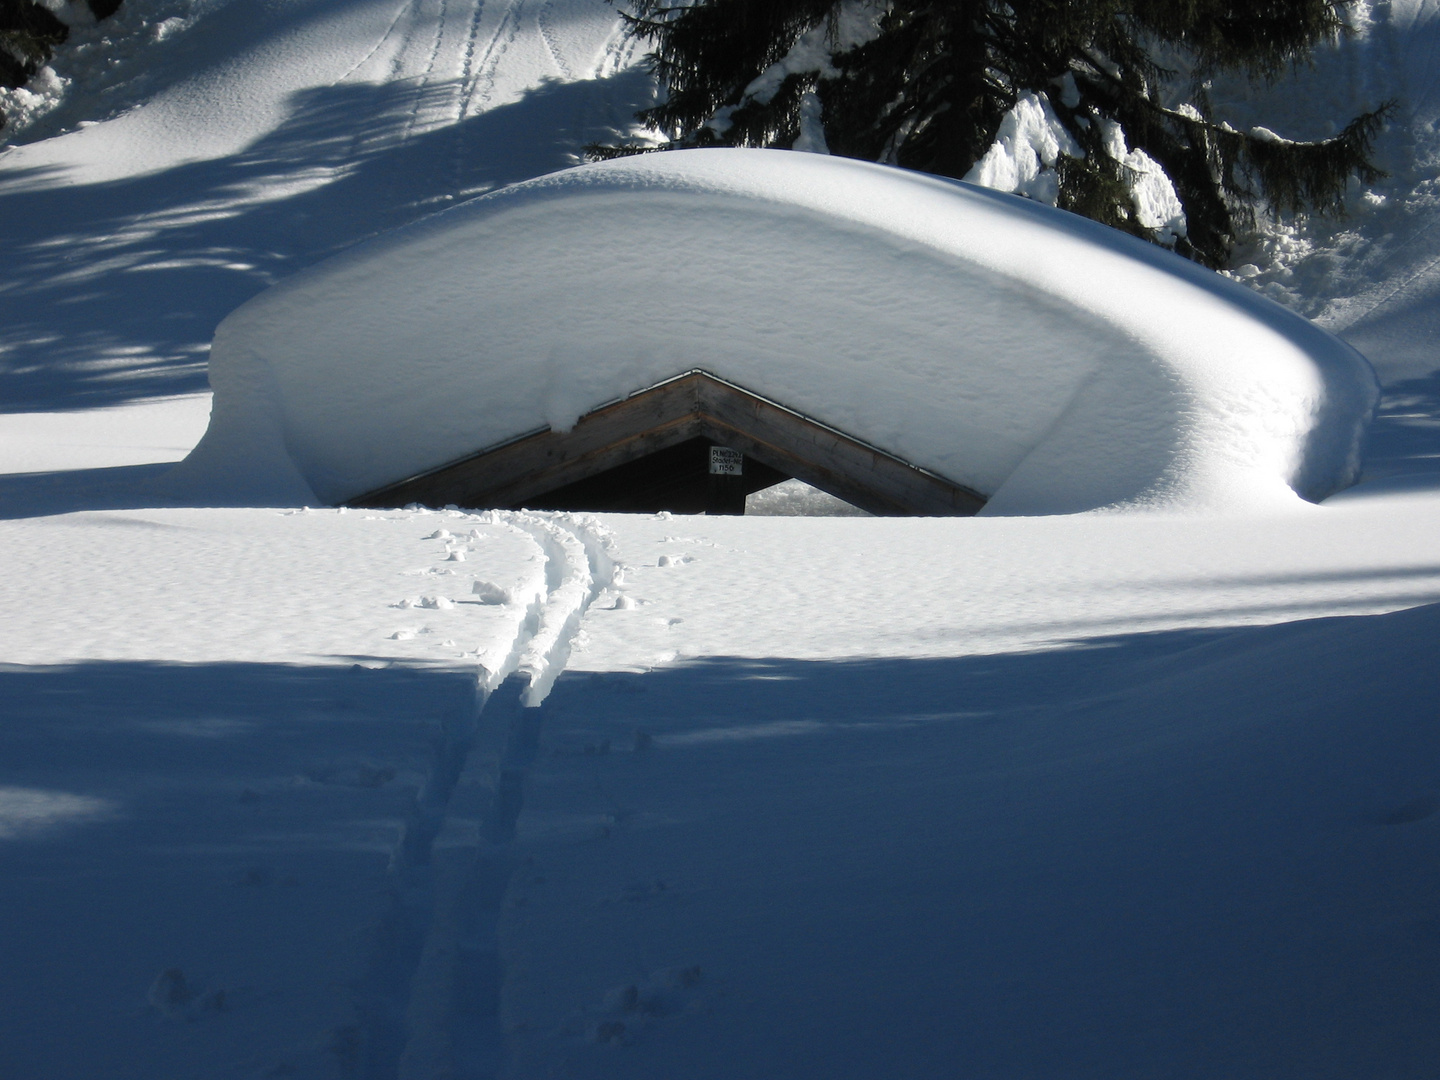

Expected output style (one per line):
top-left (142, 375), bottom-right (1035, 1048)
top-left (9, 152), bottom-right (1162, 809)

top-left (178, 149), bottom-right (1378, 515)
top-left (472, 580), bottom-right (512, 605)
top-left (964, 91), bottom-right (1081, 205)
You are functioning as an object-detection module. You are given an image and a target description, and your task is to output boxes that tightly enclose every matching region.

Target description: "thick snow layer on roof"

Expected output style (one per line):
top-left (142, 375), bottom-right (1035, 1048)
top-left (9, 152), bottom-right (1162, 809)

top-left (175, 148), bottom-right (1378, 514)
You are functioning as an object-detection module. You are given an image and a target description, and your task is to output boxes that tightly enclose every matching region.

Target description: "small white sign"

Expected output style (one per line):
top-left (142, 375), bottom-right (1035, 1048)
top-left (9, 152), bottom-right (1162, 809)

top-left (708, 446), bottom-right (744, 475)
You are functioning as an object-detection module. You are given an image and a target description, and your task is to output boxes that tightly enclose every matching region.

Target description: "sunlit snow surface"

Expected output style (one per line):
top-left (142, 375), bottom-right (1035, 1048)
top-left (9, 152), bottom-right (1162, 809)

top-left (3, 2), bottom-right (1440, 1078)
top-left (4, 499), bottom-right (1440, 1077)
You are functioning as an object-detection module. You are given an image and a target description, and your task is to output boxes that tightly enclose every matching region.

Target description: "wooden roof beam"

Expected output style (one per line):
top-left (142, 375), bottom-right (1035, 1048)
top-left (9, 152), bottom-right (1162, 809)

top-left (350, 371), bottom-right (987, 516)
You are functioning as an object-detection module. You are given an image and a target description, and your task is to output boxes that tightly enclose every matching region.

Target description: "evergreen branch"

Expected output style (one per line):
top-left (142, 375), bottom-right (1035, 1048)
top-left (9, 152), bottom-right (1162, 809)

top-left (602, 0), bottom-right (1388, 266)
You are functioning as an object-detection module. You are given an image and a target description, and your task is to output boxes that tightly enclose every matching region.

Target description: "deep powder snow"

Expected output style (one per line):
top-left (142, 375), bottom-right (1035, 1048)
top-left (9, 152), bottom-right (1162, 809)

top-left (3, 3), bottom-right (1440, 1078)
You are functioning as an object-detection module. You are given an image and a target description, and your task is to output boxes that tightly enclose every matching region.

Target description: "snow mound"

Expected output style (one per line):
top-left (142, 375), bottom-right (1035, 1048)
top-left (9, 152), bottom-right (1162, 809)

top-left (175, 148), bottom-right (1378, 515)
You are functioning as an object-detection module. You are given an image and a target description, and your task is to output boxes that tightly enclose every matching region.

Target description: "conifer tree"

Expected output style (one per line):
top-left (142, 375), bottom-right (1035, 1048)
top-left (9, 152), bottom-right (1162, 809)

top-left (0, 0), bottom-right (67, 93)
top-left (1, 1), bottom-right (124, 128)
top-left (597, 0), bottom-right (1392, 267)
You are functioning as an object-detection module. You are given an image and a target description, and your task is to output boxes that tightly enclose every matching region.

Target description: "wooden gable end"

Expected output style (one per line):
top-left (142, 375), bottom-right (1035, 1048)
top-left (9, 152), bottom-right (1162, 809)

top-left (349, 370), bottom-right (987, 516)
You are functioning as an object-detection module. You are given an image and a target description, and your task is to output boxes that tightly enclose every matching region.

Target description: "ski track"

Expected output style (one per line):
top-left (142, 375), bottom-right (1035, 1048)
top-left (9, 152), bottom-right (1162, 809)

top-left (537, 0), bottom-right (573, 81)
top-left (605, 27), bottom-right (642, 81)
top-left (468, 0), bottom-right (527, 117)
top-left (337, 0), bottom-right (419, 86)
top-left (452, 0), bottom-right (489, 197)
top-left (352, 509), bottom-right (615, 1080)
top-left (455, 0), bottom-right (489, 123)
top-left (453, 0), bottom-right (524, 198)
top-left (1341, 207), bottom-right (1440, 327)
top-left (395, 0), bottom-right (451, 150)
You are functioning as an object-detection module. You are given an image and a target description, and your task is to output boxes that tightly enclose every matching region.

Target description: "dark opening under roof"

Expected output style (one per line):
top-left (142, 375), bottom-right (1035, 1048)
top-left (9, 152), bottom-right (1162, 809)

top-left (350, 370), bottom-right (987, 516)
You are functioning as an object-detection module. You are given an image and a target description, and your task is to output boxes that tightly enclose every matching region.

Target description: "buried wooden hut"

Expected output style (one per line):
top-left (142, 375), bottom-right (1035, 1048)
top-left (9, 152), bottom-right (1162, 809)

top-left (176, 149), bottom-right (1376, 516)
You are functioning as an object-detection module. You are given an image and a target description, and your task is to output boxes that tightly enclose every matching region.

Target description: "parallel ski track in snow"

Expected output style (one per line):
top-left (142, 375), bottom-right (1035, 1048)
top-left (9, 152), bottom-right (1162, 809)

top-left (454, 0), bottom-right (489, 124)
top-left (465, 0), bottom-right (528, 117)
top-left (593, 19), bottom-right (640, 80)
top-left (336, 0), bottom-right (418, 85)
top-left (353, 510), bottom-right (615, 1080)
top-left (451, 0), bottom-right (533, 198)
top-left (394, 0), bottom-right (451, 150)
top-left (537, 0), bottom-right (573, 81)
top-left (452, 0), bottom-right (492, 197)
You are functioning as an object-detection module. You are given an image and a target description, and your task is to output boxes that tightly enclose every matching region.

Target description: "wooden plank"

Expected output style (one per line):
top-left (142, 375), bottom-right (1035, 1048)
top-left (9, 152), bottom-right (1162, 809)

top-left (354, 376), bottom-right (705, 509)
top-left (350, 370), bottom-right (988, 516)
top-left (693, 376), bottom-right (986, 516)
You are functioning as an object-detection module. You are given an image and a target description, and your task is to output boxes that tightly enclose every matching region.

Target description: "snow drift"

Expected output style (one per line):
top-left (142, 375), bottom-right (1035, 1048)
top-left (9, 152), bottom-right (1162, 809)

top-left (176, 148), bottom-right (1378, 514)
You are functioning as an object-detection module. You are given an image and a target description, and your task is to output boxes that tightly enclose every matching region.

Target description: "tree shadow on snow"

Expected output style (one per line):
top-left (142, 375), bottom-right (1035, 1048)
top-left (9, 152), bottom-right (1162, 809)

top-left (520, 608), bottom-right (1440, 1080)
top-left (1335, 368), bottom-right (1440, 498)
top-left (1, 612), bottom-right (1438, 1077)
top-left (0, 68), bottom-right (653, 411)
top-left (0, 461), bottom-right (178, 519)
top-left (0, 657), bottom-right (475, 1077)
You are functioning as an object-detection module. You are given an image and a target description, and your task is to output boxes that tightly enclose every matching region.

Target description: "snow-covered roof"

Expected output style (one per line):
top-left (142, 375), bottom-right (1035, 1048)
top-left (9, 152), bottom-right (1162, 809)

top-left (178, 148), bottom-right (1377, 513)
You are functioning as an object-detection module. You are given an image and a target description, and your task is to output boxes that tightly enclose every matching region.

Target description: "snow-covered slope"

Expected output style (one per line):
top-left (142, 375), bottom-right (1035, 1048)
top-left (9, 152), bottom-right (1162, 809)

top-left (4, 3), bottom-right (1440, 1078)
top-left (179, 148), bottom-right (1376, 515)
top-left (514, 585), bottom-right (1440, 1080)
top-left (5, 498), bottom-right (1440, 1078)
top-left (0, 0), bottom-right (646, 411)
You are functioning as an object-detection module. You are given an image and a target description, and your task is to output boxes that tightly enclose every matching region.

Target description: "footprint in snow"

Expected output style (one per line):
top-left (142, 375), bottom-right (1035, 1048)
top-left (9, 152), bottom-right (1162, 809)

top-left (586, 966), bottom-right (703, 1043)
top-left (1383, 795), bottom-right (1438, 825)
top-left (147, 968), bottom-right (196, 1018)
top-left (147, 969), bottom-right (228, 1020)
